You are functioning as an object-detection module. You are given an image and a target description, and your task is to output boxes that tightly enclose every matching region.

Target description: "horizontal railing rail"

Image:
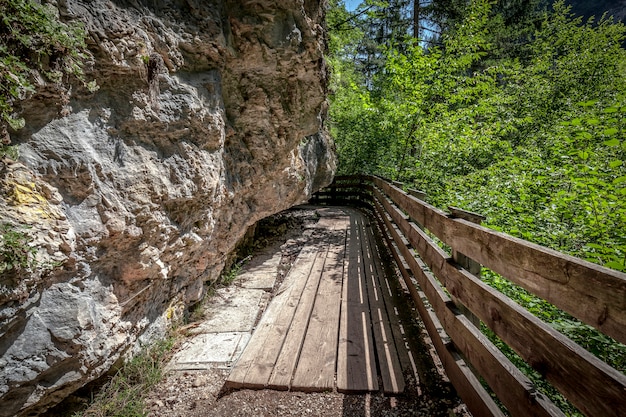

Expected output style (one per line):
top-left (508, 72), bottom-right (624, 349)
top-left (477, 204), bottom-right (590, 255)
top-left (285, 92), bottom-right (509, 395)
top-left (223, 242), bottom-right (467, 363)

top-left (313, 175), bottom-right (626, 417)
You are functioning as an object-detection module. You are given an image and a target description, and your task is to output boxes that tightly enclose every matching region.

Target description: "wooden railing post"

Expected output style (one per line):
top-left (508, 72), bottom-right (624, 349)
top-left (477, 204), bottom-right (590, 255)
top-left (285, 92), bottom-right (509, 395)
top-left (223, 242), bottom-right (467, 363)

top-left (407, 188), bottom-right (426, 201)
top-left (370, 176), bottom-right (626, 416)
top-left (448, 207), bottom-right (486, 328)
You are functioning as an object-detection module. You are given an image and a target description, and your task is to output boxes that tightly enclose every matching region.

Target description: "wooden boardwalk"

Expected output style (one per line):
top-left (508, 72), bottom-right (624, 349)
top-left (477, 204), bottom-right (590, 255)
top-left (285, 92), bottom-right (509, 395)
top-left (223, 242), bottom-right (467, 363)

top-left (226, 207), bottom-right (410, 394)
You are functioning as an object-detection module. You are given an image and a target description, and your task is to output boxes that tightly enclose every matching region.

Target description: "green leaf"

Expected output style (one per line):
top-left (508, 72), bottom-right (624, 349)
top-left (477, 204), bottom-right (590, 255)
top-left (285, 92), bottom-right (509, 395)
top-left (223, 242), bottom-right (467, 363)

top-left (577, 150), bottom-right (590, 160)
top-left (585, 243), bottom-right (604, 249)
top-left (604, 261), bottom-right (625, 271)
top-left (603, 128), bottom-right (619, 136)
top-left (613, 176), bottom-right (626, 185)
top-left (577, 100), bottom-right (597, 107)
top-left (603, 138), bottom-right (621, 147)
top-left (7, 117), bottom-right (25, 130)
top-left (603, 107), bottom-right (619, 114)
top-left (609, 160), bottom-right (623, 168)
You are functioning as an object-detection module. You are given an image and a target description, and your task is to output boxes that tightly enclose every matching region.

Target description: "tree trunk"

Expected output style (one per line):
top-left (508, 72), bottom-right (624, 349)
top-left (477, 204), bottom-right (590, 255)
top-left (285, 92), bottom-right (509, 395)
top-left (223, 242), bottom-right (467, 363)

top-left (413, 0), bottom-right (420, 39)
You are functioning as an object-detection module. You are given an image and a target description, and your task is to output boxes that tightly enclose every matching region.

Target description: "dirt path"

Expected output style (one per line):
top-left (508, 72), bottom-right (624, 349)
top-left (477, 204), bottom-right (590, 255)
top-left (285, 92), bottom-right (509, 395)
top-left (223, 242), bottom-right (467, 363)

top-left (145, 206), bottom-right (468, 416)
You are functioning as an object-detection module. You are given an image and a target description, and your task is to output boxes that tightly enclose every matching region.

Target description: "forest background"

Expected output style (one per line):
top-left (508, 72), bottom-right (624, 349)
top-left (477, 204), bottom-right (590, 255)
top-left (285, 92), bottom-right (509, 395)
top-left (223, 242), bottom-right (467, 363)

top-left (327, 0), bottom-right (625, 413)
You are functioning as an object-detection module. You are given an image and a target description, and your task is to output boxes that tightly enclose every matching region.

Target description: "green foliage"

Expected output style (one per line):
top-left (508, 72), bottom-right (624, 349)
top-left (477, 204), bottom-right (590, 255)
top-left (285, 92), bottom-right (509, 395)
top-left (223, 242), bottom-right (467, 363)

top-left (0, 144), bottom-right (18, 159)
top-left (220, 256), bottom-right (249, 286)
top-left (0, 0), bottom-right (91, 156)
top-left (329, 0), bottom-right (626, 413)
top-left (0, 223), bottom-right (36, 273)
top-left (75, 337), bottom-right (175, 417)
top-left (330, 0), bottom-right (626, 270)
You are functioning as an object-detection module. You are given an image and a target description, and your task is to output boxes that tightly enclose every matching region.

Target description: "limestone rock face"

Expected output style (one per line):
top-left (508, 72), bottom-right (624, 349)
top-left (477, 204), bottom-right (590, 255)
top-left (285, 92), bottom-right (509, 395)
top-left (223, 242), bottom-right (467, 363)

top-left (0, 1), bottom-right (334, 415)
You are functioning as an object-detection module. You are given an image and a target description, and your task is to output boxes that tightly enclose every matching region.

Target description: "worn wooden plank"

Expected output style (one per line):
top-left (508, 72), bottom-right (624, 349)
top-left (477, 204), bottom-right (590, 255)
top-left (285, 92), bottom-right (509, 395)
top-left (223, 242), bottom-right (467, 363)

top-left (313, 191), bottom-right (373, 204)
top-left (267, 242), bottom-right (329, 390)
top-left (407, 188), bottom-right (427, 200)
top-left (445, 343), bottom-right (506, 417)
top-left (337, 211), bottom-right (378, 393)
top-left (318, 183), bottom-right (374, 191)
top-left (226, 245), bottom-right (318, 389)
top-left (291, 228), bottom-right (346, 392)
top-left (333, 175), bottom-right (367, 182)
top-left (363, 214), bottom-right (413, 380)
top-left (372, 177), bottom-right (626, 345)
top-left (239, 246), bottom-right (322, 388)
top-left (239, 301), bottom-right (302, 387)
top-left (374, 199), bottom-right (563, 417)
top-left (371, 209), bottom-right (413, 300)
top-left (358, 216), bottom-right (405, 394)
top-left (375, 193), bottom-right (626, 417)
top-left (379, 232), bottom-right (503, 414)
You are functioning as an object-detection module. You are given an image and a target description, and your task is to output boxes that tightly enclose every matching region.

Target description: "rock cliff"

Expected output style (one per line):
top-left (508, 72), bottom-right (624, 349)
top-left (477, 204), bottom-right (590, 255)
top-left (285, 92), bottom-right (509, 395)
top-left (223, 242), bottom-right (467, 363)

top-left (0, 1), bottom-right (334, 415)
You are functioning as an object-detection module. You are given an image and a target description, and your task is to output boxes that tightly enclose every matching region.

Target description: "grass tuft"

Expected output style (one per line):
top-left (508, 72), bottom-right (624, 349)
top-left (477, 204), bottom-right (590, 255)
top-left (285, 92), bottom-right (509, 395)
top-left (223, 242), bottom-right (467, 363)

top-left (75, 336), bottom-right (175, 417)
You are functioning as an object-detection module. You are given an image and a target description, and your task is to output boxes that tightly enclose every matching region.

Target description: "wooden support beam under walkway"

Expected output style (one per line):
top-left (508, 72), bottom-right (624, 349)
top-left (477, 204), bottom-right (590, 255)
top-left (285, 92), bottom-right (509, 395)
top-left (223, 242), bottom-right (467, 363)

top-left (226, 207), bottom-right (410, 394)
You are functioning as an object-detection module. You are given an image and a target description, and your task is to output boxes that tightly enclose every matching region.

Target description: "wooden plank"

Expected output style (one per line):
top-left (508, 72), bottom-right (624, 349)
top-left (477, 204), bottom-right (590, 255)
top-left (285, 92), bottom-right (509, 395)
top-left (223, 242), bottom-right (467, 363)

top-left (267, 241), bottom-right (330, 390)
top-left (445, 343), bottom-right (506, 417)
top-left (375, 193), bottom-right (626, 417)
top-left (291, 227), bottom-right (346, 391)
top-left (319, 183), bottom-right (374, 191)
top-left (407, 188), bottom-right (427, 200)
top-left (448, 206), bottom-right (486, 223)
top-left (314, 191), bottom-right (373, 203)
top-left (372, 177), bottom-right (626, 345)
top-left (448, 207), bottom-right (483, 328)
top-left (358, 216), bottom-right (405, 394)
top-left (381, 234), bottom-right (503, 415)
top-left (337, 211), bottom-right (378, 393)
top-left (333, 174), bottom-right (366, 182)
top-left (374, 200), bottom-right (563, 417)
top-left (363, 214), bottom-right (413, 380)
top-left (226, 245), bottom-right (318, 389)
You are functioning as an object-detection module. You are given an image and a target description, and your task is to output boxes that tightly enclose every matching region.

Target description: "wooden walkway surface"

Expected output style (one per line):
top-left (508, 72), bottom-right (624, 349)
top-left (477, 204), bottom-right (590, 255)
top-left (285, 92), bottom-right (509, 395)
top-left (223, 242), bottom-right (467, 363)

top-left (226, 207), bottom-right (413, 394)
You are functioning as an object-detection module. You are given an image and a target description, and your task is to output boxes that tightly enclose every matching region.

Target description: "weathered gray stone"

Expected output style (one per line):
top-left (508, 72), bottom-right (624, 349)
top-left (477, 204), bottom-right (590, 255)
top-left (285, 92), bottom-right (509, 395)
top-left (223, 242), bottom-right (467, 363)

top-left (0, 0), bottom-right (334, 415)
top-left (238, 251), bottom-right (282, 290)
top-left (187, 287), bottom-right (268, 334)
top-left (168, 332), bottom-right (251, 371)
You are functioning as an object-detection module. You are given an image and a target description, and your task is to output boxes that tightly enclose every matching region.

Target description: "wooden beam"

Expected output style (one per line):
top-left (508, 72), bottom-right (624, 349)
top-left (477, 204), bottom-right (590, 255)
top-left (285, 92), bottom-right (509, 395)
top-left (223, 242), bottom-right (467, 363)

top-left (372, 177), bottom-right (626, 346)
top-left (358, 216), bottom-right (405, 394)
top-left (375, 200), bottom-right (503, 415)
top-left (268, 244), bottom-right (330, 390)
top-left (375, 191), bottom-right (626, 417)
top-left (375, 198), bottom-right (564, 417)
top-left (226, 245), bottom-right (319, 389)
top-left (337, 212), bottom-right (379, 393)
top-left (291, 227), bottom-right (346, 391)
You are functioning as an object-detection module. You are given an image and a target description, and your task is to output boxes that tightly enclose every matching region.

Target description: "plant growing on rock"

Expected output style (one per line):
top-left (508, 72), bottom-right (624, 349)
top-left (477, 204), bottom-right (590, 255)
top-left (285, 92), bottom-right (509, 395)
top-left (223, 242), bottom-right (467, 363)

top-left (74, 336), bottom-right (176, 417)
top-left (0, 223), bottom-right (36, 273)
top-left (0, 0), bottom-right (92, 157)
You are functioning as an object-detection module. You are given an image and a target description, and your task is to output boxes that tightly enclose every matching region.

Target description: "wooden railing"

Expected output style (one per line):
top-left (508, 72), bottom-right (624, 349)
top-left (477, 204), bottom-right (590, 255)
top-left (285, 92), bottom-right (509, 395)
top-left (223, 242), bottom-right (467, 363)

top-left (312, 175), bottom-right (626, 417)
